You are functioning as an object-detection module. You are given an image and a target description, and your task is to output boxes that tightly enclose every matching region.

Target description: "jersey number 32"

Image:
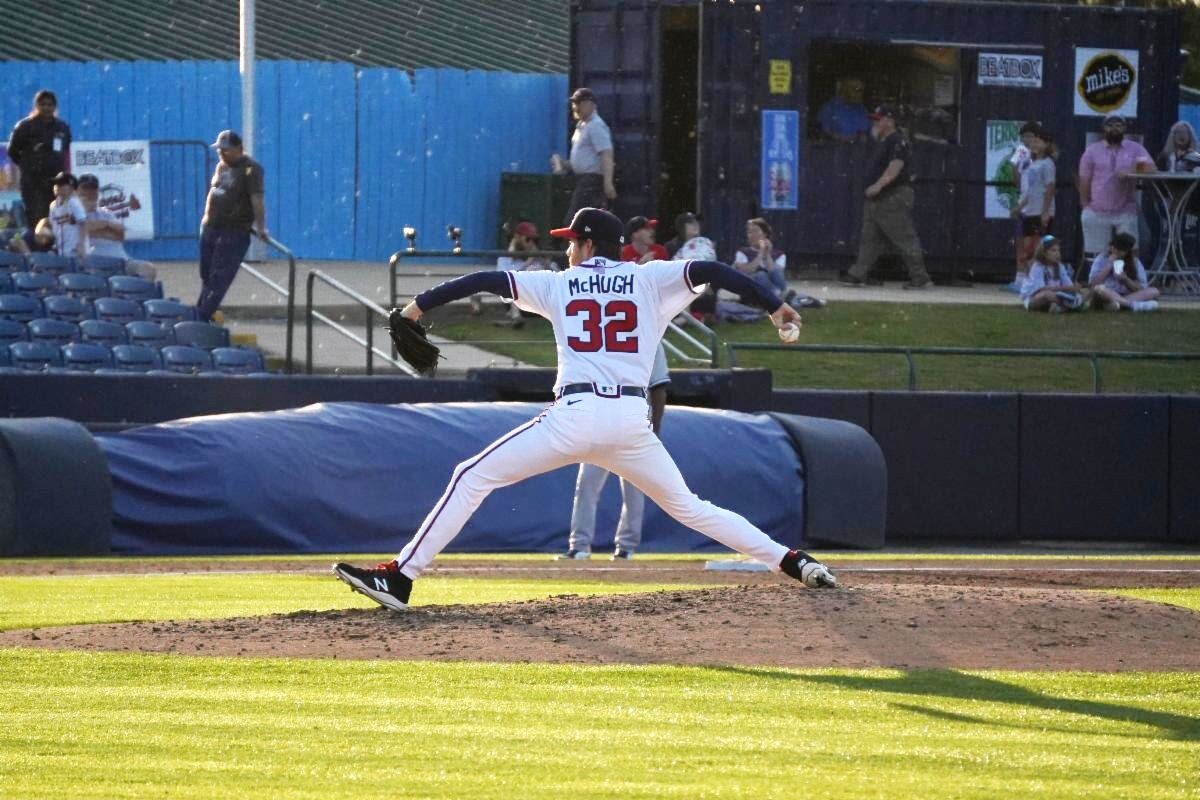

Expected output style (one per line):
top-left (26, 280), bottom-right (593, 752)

top-left (565, 299), bottom-right (639, 353)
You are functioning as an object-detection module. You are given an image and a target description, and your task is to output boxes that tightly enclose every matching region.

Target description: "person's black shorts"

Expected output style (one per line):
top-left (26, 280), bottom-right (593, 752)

top-left (1021, 216), bottom-right (1051, 237)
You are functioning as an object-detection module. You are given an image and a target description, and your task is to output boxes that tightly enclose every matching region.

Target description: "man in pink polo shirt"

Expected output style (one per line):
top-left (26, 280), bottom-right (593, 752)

top-left (1078, 114), bottom-right (1154, 258)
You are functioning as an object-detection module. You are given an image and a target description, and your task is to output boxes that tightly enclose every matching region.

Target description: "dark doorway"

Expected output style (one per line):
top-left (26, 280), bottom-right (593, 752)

top-left (658, 6), bottom-right (699, 231)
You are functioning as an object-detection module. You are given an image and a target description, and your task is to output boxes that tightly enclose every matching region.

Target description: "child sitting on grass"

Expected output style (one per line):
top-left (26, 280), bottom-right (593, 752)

top-left (1020, 235), bottom-right (1086, 313)
top-left (1087, 232), bottom-right (1160, 312)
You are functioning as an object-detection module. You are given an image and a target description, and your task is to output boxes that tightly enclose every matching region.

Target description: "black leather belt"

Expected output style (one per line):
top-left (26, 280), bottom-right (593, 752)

top-left (557, 382), bottom-right (647, 399)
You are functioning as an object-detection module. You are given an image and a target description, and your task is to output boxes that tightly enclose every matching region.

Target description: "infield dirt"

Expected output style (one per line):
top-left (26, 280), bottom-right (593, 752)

top-left (3, 558), bottom-right (1198, 671)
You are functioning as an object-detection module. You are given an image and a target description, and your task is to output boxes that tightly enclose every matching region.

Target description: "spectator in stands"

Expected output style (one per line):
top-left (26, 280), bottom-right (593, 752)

top-left (1078, 114), bottom-right (1154, 259)
top-left (479, 220), bottom-right (550, 328)
top-left (77, 174), bottom-right (156, 280)
top-left (838, 104), bottom-right (932, 290)
top-left (47, 172), bottom-right (87, 259)
top-left (1001, 121), bottom-right (1041, 293)
top-left (663, 211), bottom-right (703, 257)
top-left (551, 87), bottom-right (616, 221)
top-left (1019, 235), bottom-right (1084, 313)
top-left (818, 78), bottom-right (869, 142)
top-left (7, 217), bottom-right (54, 255)
top-left (621, 216), bottom-right (668, 263)
top-left (1009, 125), bottom-right (1058, 291)
top-left (734, 217), bottom-right (792, 296)
top-left (1087, 231), bottom-right (1160, 312)
top-left (197, 129), bottom-right (266, 323)
top-left (6, 89), bottom-right (71, 228)
top-left (1158, 121), bottom-right (1200, 173)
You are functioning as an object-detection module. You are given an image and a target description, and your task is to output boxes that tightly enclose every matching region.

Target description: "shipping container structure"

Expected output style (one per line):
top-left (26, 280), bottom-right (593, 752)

top-left (571, 0), bottom-right (1182, 277)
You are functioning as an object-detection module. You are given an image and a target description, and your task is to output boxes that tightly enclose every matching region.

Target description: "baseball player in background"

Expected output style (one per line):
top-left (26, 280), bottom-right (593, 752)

top-left (334, 208), bottom-right (837, 610)
top-left (559, 341), bottom-right (670, 560)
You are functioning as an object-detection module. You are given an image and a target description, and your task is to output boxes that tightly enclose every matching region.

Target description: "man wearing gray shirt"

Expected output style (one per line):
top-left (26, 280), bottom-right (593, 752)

top-left (551, 87), bottom-right (616, 222)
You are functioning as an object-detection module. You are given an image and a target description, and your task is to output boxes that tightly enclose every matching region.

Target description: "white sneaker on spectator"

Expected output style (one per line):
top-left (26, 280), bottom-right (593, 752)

top-left (1131, 300), bottom-right (1159, 312)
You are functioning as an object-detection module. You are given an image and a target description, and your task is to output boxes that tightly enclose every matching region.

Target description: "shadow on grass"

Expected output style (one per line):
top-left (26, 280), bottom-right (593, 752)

top-left (708, 666), bottom-right (1200, 741)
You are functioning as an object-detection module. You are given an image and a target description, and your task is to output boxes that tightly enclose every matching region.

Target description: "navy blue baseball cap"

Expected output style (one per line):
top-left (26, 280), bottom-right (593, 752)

top-left (551, 208), bottom-right (624, 244)
top-left (211, 129), bottom-right (243, 150)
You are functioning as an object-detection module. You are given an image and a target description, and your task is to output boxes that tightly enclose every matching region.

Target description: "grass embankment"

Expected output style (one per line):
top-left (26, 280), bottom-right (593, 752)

top-left (432, 301), bottom-right (1200, 393)
top-left (0, 651), bottom-right (1195, 799)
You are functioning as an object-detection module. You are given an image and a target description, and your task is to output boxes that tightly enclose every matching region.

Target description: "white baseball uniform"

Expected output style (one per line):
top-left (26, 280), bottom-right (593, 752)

top-left (393, 257), bottom-right (790, 578)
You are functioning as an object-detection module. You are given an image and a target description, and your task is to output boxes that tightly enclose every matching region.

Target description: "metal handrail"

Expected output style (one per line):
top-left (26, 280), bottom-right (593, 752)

top-left (236, 232), bottom-right (298, 373)
top-left (305, 268), bottom-right (416, 376)
top-left (724, 342), bottom-right (1200, 393)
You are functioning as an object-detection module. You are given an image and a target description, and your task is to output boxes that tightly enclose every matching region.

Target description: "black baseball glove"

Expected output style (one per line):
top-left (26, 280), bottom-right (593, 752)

top-left (388, 308), bottom-right (441, 376)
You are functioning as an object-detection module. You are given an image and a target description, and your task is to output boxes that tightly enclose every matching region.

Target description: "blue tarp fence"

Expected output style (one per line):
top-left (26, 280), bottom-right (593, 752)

top-left (96, 402), bottom-right (805, 555)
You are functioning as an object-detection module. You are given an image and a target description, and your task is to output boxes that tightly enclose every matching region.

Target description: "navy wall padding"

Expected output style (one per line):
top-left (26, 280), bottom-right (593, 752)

top-left (0, 373), bottom-right (493, 424)
top-left (466, 368), bottom-right (774, 410)
top-left (768, 413), bottom-right (887, 548)
top-left (1170, 396), bottom-right (1200, 543)
top-left (871, 392), bottom-right (1020, 541)
top-left (0, 418), bottom-right (112, 556)
top-left (1020, 394), bottom-right (1170, 541)
top-left (96, 402), bottom-right (804, 555)
top-left (771, 390), bottom-right (872, 430)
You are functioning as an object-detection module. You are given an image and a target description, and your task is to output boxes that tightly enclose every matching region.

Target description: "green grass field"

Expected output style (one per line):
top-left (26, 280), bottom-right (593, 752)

top-left (431, 301), bottom-right (1200, 393)
top-left (0, 651), bottom-right (1196, 799)
top-left (1, 563), bottom-right (1197, 798)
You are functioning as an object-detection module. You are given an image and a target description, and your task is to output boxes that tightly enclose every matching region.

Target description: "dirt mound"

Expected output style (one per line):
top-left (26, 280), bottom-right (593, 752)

top-left (8, 583), bottom-right (1198, 671)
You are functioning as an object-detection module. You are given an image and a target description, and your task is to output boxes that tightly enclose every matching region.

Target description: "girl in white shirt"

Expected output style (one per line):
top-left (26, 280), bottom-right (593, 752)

top-left (1087, 232), bottom-right (1160, 312)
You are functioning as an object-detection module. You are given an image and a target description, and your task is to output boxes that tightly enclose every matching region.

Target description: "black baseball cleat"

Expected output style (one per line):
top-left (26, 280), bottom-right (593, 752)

top-left (779, 549), bottom-right (837, 588)
top-left (332, 560), bottom-right (412, 611)
top-left (611, 548), bottom-right (634, 560)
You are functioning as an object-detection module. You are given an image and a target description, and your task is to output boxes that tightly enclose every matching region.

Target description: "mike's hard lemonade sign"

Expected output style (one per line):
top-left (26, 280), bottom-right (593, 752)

top-left (1074, 48), bottom-right (1138, 117)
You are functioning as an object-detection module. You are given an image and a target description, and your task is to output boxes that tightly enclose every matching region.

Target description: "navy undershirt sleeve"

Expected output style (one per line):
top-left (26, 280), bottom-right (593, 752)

top-left (415, 271), bottom-right (512, 311)
top-left (687, 260), bottom-right (784, 313)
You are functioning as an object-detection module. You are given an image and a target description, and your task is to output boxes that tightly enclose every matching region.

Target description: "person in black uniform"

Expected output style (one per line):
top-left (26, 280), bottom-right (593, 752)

top-left (6, 90), bottom-right (71, 228)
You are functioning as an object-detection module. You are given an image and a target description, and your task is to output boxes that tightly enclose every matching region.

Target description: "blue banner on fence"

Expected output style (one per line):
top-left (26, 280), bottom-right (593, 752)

top-left (760, 110), bottom-right (799, 210)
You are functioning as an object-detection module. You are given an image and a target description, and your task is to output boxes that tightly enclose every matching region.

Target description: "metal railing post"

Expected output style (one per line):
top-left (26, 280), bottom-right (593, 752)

top-left (285, 249), bottom-right (296, 373)
top-left (905, 350), bottom-right (917, 391)
top-left (1090, 355), bottom-right (1102, 394)
top-left (305, 270), bottom-right (316, 375)
top-left (366, 307), bottom-right (374, 375)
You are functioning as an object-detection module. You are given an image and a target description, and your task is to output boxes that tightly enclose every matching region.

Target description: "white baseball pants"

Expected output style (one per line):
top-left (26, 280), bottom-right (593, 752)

top-left (394, 394), bottom-right (790, 578)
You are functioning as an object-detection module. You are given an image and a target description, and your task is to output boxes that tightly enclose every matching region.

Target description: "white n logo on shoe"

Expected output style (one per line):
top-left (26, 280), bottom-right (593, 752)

top-left (373, 577), bottom-right (389, 592)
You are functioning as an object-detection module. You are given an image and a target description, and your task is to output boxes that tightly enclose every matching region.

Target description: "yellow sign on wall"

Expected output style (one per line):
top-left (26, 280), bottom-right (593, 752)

top-left (769, 60), bottom-right (792, 95)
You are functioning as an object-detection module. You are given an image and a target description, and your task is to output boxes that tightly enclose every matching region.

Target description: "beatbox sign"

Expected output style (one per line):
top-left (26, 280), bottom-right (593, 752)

top-left (71, 140), bottom-right (155, 239)
top-left (1074, 48), bottom-right (1138, 117)
top-left (977, 53), bottom-right (1043, 88)
top-left (761, 110), bottom-right (798, 210)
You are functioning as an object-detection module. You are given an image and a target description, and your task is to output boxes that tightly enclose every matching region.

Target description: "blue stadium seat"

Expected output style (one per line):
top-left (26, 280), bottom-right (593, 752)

top-left (111, 344), bottom-right (163, 372)
top-left (211, 347), bottom-right (265, 375)
top-left (9, 340), bottom-right (63, 371)
top-left (144, 299), bottom-right (197, 328)
top-left (42, 294), bottom-right (91, 323)
top-left (0, 251), bottom-right (27, 271)
top-left (108, 275), bottom-right (159, 303)
top-left (58, 272), bottom-right (109, 301)
top-left (12, 271), bottom-right (58, 298)
top-left (0, 294), bottom-right (43, 323)
top-left (0, 272), bottom-right (11, 294)
top-left (126, 320), bottom-right (173, 349)
top-left (77, 255), bottom-right (126, 278)
top-left (0, 318), bottom-right (27, 346)
top-left (26, 253), bottom-right (75, 277)
top-left (27, 318), bottom-right (80, 347)
top-left (173, 320), bottom-right (230, 351)
top-left (61, 342), bottom-right (113, 371)
top-left (93, 297), bottom-right (143, 324)
top-left (78, 319), bottom-right (127, 347)
top-left (161, 345), bottom-right (212, 375)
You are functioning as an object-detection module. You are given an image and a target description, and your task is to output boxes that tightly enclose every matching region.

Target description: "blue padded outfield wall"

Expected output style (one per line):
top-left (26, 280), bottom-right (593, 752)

top-left (96, 402), bottom-right (805, 555)
top-left (0, 61), bottom-right (567, 261)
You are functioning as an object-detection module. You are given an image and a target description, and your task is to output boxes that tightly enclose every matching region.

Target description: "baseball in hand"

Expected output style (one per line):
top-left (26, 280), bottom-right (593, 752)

top-left (778, 322), bottom-right (801, 343)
